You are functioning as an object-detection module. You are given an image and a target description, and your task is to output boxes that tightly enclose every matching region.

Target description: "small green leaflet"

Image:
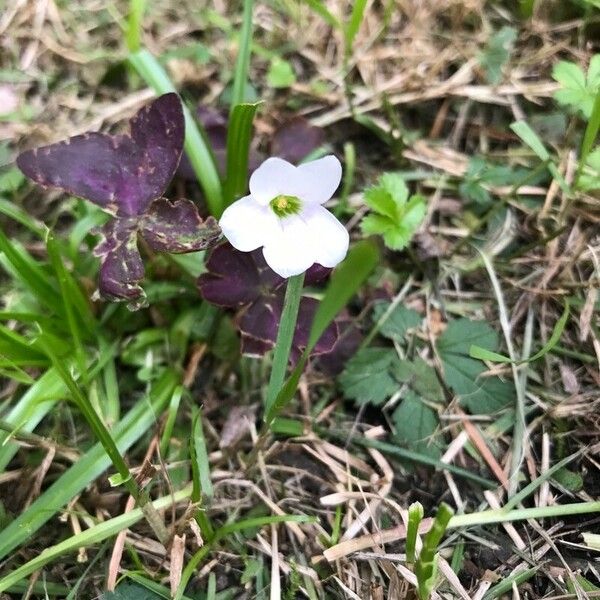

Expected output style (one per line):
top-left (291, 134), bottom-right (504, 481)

top-left (459, 157), bottom-right (531, 205)
top-left (392, 391), bottom-right (443, 459)
top-left (437, 318), bottom-right (513, 414)
top-left (361, 173), bottom-right (426, 251)
top-left (552, 55), bottom-right (600, 120)
top-left (372, 300), bottom-right (421, 342)
top-left (478, 26), bottom-right (517, 85)
top-left (339, 347), bottom-right (399, 405)
top-left (267, 57), bottom-right (296, 88)
top-left (470, 301), bottom-right (569, 364)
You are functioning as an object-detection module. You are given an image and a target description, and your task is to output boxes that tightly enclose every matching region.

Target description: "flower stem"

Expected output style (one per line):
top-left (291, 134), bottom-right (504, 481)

top-left (265, 273), bottom-right (305, 415)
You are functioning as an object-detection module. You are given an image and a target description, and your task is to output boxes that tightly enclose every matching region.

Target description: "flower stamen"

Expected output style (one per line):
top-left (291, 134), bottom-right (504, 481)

top-left (270, 194), bottom-right (301, 218)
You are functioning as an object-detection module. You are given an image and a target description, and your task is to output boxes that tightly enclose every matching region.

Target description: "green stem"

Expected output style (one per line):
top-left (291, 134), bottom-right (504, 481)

top-left (265, 273), bottom-right (305, 413)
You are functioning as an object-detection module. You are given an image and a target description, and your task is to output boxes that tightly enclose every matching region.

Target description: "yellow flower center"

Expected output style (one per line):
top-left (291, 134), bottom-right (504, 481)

top-left (270, 194), bottom-right (301, 217)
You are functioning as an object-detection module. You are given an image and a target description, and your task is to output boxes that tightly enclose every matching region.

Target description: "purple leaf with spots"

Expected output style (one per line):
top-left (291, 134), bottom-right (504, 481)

top-left (18, 94), bottom-right (221, 309)
top-left (140, 198), bottom-right (221, 253)
top-left (94, 219), bottom-right (146, 309)
top-left (17, 93), bottom-right (184, 216)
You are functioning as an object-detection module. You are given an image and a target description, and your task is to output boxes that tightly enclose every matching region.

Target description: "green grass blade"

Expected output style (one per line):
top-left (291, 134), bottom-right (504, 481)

top-left (126, 0), bottom-right (146, 52)
top-left (323, 428), bottom-right (496, 488)
top-left (0, 370), bottom-right (177, 560)
top-left (307, 239), bottom-right (379, 350)
top-left (469, 300), bottom-right (569, 364)
top-left (128, 49), bottom-right (223, 216)
top-left (159, 384), bottom-right (182, 457)
top-left (0, 487), bottom-right (191, 593)
top-left (576, 91), bottom-right (600, 185)
top-left (345, 0), bottom-right (368, 51)
top-left (191, 407), bottom-right (214, 502)
top-left (0, 368), bottom-right (64, 472)
top-left (230, 0), bottom-right (254, 108)
top-left (0, 198), bottom-right (45, 237)
top-left (175, 514), bottom-right (316, 600)
top-left (0, 227), bottom-right (64, 315)
top-left (510, 120), bottom-right (570, 194)
top-left (223, 102), bottom-right (260, 208)
top-left (304, 0), bottom-right (341, 30)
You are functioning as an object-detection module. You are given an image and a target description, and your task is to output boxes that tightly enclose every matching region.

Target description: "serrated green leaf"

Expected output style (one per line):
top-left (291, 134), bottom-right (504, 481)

top-left (438, 319), bottom-right (513, 414)
top-left (339, 347), bottom-right (399, 405)
top-left (407, 358), bottom-right (445, 404)
top-left (360, 213), bottom-right (394, 235)
top-left (553, 60), bottom-right (586, 91)
top-left (552, 56), bottom-right (600, 119)
top-left (392, 391), bottom-right (442, 459)
top-left (587, 54), bottom-right (600, 88)
top-left (361, 173), bottom-right (426, 251)
top-left (373, 301), bottom-right (421, 342)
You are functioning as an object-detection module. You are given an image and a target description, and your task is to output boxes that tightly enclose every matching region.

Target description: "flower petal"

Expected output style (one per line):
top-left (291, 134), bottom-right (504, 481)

top-left (262, 215), bottom-right (316, 278)
top-left (293, 155), bottom-right (342, 205)
top-left (249, 157), bottom-right (297, 205)
top-left (219, 194), bottom-right (280, 252)
top-left (302, 205), bottom-right (349, 268)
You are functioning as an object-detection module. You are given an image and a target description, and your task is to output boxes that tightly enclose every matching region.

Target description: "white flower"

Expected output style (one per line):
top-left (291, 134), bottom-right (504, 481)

top-left (219, 155), bottom-right (349, 278)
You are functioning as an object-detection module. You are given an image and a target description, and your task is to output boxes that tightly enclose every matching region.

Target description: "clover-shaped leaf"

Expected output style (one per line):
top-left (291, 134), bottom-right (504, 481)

top-left (361, 173), bottom-right (426, 251)
top-left (17, 94), bottom-right (221, 309)
top-left (198, 242), bottom-right (336, 363)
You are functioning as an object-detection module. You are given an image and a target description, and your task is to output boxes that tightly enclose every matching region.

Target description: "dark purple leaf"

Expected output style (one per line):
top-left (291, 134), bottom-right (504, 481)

top-left (17, 93), bottom-right (184, 217)
top-left (94, 219), bottom-right (146, 309)
top-left (271, 117), bottom-right (324, 164)
top-left (240, 334), bottom-right (273, 357)
top-left (304, 263), bottom-right (331, 286)
top-left (317, 317), bottom-right (362, 375)
top-left (140, 197), bottom-right (220, 253)
top-left (239, 296), bottom-right (281, 350)
top-left (197, 243), bottom-right (282, 308)
top-left (293, 296), bottom-right (338, 355)
top-left (239, 292), bottom-right (338, 363)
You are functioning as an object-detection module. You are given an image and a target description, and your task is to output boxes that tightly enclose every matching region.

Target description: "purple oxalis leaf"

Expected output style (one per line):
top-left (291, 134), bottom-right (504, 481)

top-left (239, 292), bottom-right (338, 363)
top-left (18, 94), bottom-right (222, 309)
top-left (198, 243), bottom-right (283, 308)
top-left (199, 243), bottom-right (338, 364)
top-left (140, 198), bottom-right (221, 253)
top-left (17, 93), bottom-right (184, 217)
top-left (271, 117), bottom-right (325, 164)
top-left (94, 219), bottom-right (146, 309)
